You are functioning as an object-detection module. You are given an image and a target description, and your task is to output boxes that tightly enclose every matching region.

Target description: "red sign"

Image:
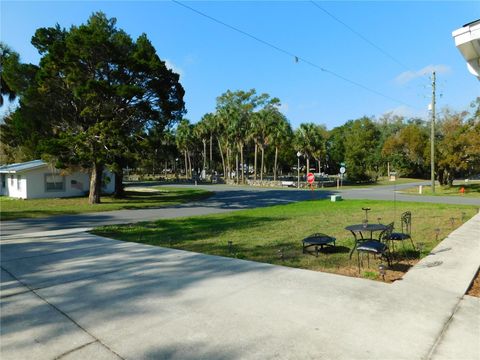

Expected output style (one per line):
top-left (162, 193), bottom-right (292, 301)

top-left (307, 172), bottom-right (315, 184)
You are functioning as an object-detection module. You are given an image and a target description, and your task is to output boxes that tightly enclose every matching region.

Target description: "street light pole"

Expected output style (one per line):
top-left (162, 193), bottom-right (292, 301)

top-left (431, 71), bottom-right (436, 194)
top-left (297, 151), bottom-right (302, 189)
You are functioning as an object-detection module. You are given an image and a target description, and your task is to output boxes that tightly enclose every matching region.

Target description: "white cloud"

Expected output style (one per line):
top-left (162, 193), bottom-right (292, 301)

top-left (165, 59), bottom-right (184, 78)
top-left (385, 105), bottom-right (414, 117)
top-left (395, 64), bottom-right (450, 85)
top-left (382, 105), bottom-right (427, 119)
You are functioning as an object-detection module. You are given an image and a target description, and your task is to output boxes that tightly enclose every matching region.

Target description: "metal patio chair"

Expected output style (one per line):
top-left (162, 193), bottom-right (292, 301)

top-left (388, 211), bottom-right (415, 254)
top-left (355, 223), bottom-right (393, 272)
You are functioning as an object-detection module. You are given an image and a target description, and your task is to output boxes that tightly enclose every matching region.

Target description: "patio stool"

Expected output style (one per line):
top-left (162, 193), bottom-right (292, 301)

top-left (302, 233), bottom-right (336, 257)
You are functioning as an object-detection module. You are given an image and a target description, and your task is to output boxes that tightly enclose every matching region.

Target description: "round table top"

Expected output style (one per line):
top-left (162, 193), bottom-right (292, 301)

top-left (302, 233), bottom-right (336, 245)
top-left (345, 223), bottom-right (388, 232)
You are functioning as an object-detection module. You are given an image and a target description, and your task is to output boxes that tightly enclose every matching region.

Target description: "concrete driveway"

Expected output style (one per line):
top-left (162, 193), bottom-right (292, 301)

top-left (1, 212), bottom-right (479, 359)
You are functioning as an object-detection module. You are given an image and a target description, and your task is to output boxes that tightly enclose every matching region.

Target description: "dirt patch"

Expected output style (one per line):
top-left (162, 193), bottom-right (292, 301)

top-left (466, 269), bottom-right (480, 297)
top-left (311, 257), bottom-right (419, 283)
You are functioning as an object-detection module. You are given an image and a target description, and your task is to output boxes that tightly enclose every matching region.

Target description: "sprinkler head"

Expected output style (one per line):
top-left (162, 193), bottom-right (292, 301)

top-left (378, 264), bottom-right (386, 281)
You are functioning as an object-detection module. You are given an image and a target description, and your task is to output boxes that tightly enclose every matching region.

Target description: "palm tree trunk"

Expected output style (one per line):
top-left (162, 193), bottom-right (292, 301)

top-left (217, 138), bottom-right (226, 180)
top-left (226, 146), bottom-right (231, 180)
top-left (209, 134), bottom-right (213, 171)
top-left (254, 142), bottom-right (258, 181)
top-left (203, 139), bottom-right (207, 178)
top-left (235, 153), bottom-right (239, 184)
top-left (184, 150), bottom-right (188, 179)
top-left (260, 146), bottom-right (265, 181)
top-left (240, 143), bottom-right (245, 184)
top-left (274, 146), bottom-right (278, 181)
top-left (306, 157), bottom-right (310, 179)
top-left (187, 152), bottom-right (191, 178)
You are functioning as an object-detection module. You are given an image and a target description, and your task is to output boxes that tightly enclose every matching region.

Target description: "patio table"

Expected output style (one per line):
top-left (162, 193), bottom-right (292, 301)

top-left (302, 233), bottom-right (336, 257)
top-left (345, 223), bottom-right (388, 259)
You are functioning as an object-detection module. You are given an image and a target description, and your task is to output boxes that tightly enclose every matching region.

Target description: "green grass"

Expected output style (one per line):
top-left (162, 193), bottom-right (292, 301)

top-left (318, 177), bottom-right (425, 190)
top-left (374, 177), bottom-right (426, 186)
top-left (401, 183), bottom-right (480, 197)
top-left (0, 187), bottom-right (212, 221)
top-left (92, 199), bottom-right (477, 281)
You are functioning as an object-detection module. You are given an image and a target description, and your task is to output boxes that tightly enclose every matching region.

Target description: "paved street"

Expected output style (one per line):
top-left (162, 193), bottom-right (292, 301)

top-left (2, 183), bottom-right (480, 236)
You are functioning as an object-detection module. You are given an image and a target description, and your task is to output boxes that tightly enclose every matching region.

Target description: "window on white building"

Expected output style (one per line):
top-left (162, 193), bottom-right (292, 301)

top-left (17, 175), bottom-right (21, 190)
top-left (45, 174), bottom-right (65, 192)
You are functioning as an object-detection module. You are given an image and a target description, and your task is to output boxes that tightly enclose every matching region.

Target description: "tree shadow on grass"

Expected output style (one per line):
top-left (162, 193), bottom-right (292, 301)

top-left (302, 245), bottom-right (350, 256)
top-left (388, 262), bottom-right (413, 272)
top-left (94, 215), bottom-right (285, 246)
top-left (104, 190), bottom-right (212, 206)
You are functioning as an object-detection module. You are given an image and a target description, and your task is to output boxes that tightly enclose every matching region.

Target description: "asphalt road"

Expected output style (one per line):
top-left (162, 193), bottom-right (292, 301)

top-left (1, 182), bottom-right (479, 236)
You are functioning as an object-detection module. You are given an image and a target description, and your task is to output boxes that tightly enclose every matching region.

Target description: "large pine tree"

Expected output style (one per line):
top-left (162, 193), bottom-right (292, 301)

top-left (2, 13), bottom-right (185, 203)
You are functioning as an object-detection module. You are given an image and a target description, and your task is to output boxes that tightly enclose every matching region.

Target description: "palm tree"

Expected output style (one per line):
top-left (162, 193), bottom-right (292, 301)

top-left (216, 89), bottom-right (259, 184)
top-left (270, 113), bottom-right (292, 181)
top-left (0, 43), bottom-right (19, 107)
top-left (175, 118), bottom-right (194, 178)
top-left (210, 112), bottom-right (228, 179)
top-left (249, 96), bottom-right (281, 181)
top-left (294, 123), bottom-right (327, 178)
top-left (194, 118), bottom-right (209, 179)
top-left (202, 113), bottom-right (216, 172)
top-left (311, 125), bottom-right (328, 175)
top-left (249, 112), bottom-right (261, 181)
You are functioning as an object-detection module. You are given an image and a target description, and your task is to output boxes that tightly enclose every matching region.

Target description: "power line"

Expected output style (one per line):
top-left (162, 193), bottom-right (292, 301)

top-left (310, 1), bottom-right (410, 71)
top-left (172, 0), bottom-right (415, 108)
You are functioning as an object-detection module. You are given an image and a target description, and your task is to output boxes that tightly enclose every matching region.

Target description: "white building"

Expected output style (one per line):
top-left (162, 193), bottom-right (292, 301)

top-left (452, 19), bottom-right (480, 80)
top-left (0, 160), bottom-right (115, 199)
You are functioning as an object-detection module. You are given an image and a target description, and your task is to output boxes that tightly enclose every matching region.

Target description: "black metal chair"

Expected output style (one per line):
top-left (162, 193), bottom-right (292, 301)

top-left (355, 223), bottom-right (393, 272)
top-left (388, 211), bottom-right (415, 253)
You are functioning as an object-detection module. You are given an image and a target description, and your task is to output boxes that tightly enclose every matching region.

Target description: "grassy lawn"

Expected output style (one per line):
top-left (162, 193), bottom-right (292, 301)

top-left (374, 177), bottom-right (426, 186)
top-left (0, 187), bottom-right (212, 221)
top-left (401, 183), bottom-right (480, 197)
top-left (315, 177), bottom-right (425, 190)
top-left (92, 199), bottom-right (477, 282)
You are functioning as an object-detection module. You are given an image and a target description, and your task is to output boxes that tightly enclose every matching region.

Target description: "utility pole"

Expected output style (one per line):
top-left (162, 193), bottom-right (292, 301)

top-left (430, 71), bottom-right (436, 193)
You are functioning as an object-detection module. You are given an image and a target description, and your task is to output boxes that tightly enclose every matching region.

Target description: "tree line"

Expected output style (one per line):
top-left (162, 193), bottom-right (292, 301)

top-left (1, 13), bottom-right (479, 204)
top-left (154, 94), bottom-right (479, 187)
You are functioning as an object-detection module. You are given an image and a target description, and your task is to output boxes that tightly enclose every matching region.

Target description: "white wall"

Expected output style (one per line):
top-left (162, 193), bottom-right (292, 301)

top-left (3, 174), bottom-right (27, 198)
top-left (26, 167), bottom-right (90, 199)
top-left (2, 166), bottom-right (115, 199)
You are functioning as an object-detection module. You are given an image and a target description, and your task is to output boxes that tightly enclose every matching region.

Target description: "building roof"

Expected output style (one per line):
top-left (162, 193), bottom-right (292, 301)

top-left (452, 19), bottom-right (480, 80)
top-left (0, 160), bottom-right (48, 174)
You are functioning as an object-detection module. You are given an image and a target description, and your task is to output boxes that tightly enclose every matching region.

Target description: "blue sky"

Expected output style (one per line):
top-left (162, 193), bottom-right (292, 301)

top-left (2, 1), bottom-right (479, 129)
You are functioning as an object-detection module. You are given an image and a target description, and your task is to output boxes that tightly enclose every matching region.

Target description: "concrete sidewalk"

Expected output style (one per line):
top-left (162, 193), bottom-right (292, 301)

top-left (1, 214), bottom-right (479, 359)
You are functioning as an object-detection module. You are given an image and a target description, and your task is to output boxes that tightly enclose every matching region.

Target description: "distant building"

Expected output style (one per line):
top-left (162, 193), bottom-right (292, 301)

top-left (452, 19), bottom-right (480, 80)
top-left (0, 160), bottom-right (115, 199)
